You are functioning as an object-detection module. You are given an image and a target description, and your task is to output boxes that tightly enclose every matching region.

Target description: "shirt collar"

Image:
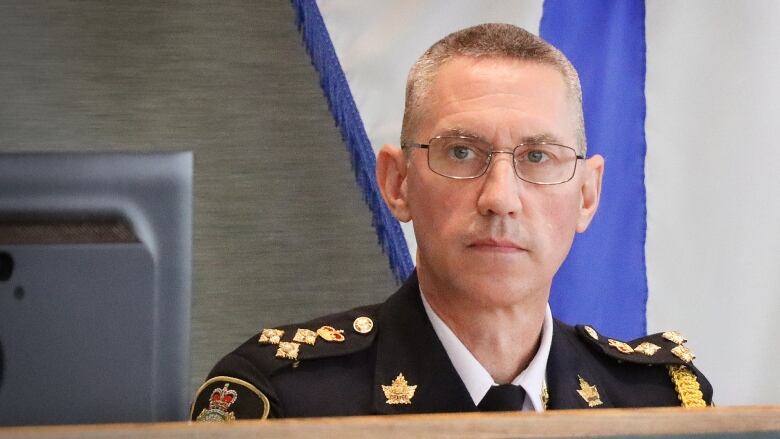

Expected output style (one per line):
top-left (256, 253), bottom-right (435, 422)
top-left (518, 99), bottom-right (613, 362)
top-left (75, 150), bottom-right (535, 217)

top-left (420, 291), bottom-right (553, 412)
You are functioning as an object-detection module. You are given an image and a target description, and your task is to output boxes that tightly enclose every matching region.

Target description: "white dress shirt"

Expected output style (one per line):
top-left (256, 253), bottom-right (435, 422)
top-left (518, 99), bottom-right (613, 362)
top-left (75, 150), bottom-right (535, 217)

top-left (420, 292), bottom-right (553, 412)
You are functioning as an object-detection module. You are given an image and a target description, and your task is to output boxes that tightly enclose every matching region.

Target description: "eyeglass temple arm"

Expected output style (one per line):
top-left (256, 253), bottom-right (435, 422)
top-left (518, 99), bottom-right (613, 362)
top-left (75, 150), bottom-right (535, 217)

top-left (400, 142), bottom-right (429, 150)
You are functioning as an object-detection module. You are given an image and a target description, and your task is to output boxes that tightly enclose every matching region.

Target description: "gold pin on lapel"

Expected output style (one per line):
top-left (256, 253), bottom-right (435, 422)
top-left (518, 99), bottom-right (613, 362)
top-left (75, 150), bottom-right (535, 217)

top-left (608, 338), bottom-right (634, 354)
top-left (634, 342), bottom-right (661, 356)
top-left (258, 328), bottom-right (284, 345)
top-left (671, 345), bottom-right (695, 363)
top-left (275, 342), bottom-right (300, 360)
top-left (353, 316), bottom-right (374, 334)
top-left (317, 325), bottom-right (345, 342)
top-left (382, 373), bottom-right (417, 405)
top-left (293, 328), bottom-right (318, 346)
top-left (584, 325), bottom-right (599, 340)
top-left (662, 331), bottom-right (687, 345)
top-left (576, 375), bottom-right (603, 407)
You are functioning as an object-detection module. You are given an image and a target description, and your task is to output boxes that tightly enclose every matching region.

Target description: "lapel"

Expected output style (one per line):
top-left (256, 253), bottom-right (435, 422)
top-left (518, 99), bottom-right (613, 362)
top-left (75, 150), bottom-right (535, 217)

top-left (369, 277), bottom-right (619, 413)
top-left (546, 319), bottom-right (615, 410)
top-left (371, 271), bottom-right (476, 414)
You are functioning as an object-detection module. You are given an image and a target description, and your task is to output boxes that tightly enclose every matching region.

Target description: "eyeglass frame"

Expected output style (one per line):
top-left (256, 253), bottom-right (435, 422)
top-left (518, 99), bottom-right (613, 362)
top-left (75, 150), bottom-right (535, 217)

top-left (401, 135), bottom-right (587, 185)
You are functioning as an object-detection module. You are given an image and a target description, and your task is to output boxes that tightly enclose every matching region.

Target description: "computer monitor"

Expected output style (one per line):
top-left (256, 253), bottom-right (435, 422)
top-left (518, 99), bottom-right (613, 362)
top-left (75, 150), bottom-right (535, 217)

top-left (0, 152), bottom-right (192, 426)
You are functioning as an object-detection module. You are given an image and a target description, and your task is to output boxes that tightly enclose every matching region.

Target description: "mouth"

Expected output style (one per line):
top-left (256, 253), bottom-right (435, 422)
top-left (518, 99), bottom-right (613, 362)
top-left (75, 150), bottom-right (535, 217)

top-left (468, 238), bottom-right (527, 253)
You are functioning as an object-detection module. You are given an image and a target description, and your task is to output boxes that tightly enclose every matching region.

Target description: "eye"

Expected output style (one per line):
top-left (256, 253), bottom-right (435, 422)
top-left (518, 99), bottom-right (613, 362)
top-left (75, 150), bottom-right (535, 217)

top-left (449, 145), bottom-right (476, 160)
top-left (526, 150), bottom-right (548, 163)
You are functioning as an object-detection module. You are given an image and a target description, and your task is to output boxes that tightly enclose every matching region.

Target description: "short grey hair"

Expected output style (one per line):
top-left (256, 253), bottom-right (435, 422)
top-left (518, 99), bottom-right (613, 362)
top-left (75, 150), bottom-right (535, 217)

top-left (401, 23), bottom-right (586, 153)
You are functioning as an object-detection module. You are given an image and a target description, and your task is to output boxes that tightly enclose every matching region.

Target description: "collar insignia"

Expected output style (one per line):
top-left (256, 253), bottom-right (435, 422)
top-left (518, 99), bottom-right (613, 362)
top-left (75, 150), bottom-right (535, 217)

top-left (541, 380), bottom-right (549, 410)
top-left (382, 373), bottom-right (417, 405)
top-left (576, 375), bottom-right (603, 407)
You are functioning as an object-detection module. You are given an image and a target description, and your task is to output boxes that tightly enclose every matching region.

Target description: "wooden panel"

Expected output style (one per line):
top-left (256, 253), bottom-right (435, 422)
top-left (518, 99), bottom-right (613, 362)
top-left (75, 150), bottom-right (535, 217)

top-left (1, 406), bottom-right (778, 439)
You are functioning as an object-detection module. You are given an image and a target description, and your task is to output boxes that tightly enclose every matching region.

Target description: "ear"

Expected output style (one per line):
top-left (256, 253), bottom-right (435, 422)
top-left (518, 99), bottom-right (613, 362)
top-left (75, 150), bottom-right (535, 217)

top-left (576, 154), bottom-right (604, 233)
top-left (376, 144), bottom-right (412, 222)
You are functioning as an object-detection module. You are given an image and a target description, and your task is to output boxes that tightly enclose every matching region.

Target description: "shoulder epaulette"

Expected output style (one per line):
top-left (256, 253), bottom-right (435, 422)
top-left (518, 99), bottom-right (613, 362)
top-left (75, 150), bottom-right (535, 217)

top-left (576, 325), bottom-right (697, 366)
top-left (192, 304), bottom-right (383, 421)
top-left (236, 303), bottom-right (380, 376)
top-left (576, 325), bottom-right (707, 407)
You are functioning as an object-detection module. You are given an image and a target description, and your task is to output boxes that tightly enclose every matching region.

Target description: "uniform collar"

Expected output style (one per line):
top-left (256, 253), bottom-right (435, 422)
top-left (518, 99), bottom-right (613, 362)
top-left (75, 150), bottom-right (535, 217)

top-left (420, 291), bottom-right (553, 412)
top-left (372, 271), bottom-right (475, 414)
top-left (545, 319), bottom-right (616, 409)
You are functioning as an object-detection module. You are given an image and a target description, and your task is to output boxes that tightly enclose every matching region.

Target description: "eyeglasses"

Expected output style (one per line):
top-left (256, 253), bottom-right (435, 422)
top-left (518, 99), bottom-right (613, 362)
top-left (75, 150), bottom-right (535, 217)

top-left (401, 135), bottom-right (585, 185)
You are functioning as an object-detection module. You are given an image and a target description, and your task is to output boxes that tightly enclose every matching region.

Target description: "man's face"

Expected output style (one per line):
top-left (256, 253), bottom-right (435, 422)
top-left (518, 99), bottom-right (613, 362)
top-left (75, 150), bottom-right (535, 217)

top-left (400, 56), bottom-right (602, 308)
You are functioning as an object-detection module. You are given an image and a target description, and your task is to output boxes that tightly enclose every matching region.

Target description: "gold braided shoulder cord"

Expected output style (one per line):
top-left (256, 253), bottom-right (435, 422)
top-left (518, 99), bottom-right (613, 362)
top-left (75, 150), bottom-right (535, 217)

top-left (668, 365), bottom-right (707, 408)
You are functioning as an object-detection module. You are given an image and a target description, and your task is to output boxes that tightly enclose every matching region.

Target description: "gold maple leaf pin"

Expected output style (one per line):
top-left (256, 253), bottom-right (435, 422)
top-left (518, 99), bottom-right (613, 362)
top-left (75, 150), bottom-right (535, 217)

top-left (382, 373), bottom-right (417, 405)
top-left (576, 375), bottom-right (603, 407)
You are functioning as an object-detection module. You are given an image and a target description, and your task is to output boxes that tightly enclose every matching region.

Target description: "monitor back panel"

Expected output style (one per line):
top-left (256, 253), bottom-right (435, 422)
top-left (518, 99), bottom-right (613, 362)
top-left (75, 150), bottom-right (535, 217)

top-left (0, 244), bottom-right (155, 425)
top-left (0, 151), bottom-right (192, 426)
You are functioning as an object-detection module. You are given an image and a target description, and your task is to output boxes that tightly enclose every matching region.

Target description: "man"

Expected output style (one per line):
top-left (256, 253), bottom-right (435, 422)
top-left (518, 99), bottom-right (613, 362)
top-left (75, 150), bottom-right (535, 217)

top-left (191, 23), bottom-right (712, 421)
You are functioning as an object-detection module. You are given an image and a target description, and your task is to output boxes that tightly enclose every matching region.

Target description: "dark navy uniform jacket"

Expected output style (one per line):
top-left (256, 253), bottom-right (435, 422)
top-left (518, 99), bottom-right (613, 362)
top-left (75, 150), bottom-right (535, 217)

top-left (191, 272), bottom-right (713, 420)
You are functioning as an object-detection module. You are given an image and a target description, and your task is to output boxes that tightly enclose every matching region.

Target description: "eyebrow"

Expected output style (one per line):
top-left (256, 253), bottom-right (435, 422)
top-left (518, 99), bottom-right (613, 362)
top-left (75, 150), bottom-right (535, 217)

top-left (434, 128), bottom-right (565, 145)
top-left (520, 133), bottom-right (565, 145)
top-left (435, 127), bottom-right (483, 139)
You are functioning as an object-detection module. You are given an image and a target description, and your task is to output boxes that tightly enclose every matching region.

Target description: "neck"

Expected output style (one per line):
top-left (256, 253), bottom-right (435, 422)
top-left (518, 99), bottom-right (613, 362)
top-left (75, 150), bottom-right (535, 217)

top-left (419, 272), bottom-right (548, 384)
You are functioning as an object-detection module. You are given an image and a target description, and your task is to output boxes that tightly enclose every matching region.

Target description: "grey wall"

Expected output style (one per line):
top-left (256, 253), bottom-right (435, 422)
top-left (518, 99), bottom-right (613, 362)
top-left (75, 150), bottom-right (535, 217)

top-left (0, 1), bottom-right (397, 395)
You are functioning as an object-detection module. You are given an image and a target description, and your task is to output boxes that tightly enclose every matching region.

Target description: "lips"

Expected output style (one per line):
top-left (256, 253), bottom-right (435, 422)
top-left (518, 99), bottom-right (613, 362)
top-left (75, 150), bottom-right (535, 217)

top-left (468, 237), bottom-right (527, 252)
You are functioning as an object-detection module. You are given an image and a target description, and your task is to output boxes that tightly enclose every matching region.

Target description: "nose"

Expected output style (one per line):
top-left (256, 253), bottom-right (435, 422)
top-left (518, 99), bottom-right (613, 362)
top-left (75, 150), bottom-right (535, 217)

top-left (476, 151), bottom-right (523, 217)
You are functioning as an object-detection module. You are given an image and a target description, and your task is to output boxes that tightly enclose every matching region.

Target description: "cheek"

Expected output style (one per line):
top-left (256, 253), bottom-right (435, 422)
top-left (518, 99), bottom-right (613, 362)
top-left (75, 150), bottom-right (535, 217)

top-left (409, 184), bottom-right (458, 233)
top-left (406, 172), bottom-right (474, 244)
top-left (537, 192), bottom-right (582, 250)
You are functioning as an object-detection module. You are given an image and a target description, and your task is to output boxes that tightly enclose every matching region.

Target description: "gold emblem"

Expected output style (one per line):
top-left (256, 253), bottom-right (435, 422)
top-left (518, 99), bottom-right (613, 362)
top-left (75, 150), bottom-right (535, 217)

top-left (317, 325), bottom-right (345, 342)
top-left (608, 338), bottom-right (634, 354)
top-left (671, 345), bottom-right (695, 363)
top-left (381, 373), bottom-right (417, 405)
top-left (662, 331), bottom-right (687, 344)
top-left (576, 375), bottom-right (603, 407)
top-left (293, 328), bottom-right (318, 346)
top-left (353, 316), bottom-right (374, 334)
top-left (634, 342), bottom-right (661, 356)
top-left (541, 381), bottom-right (549, 410)
top-left (584, 325), bottom-right (599, 340)
top-left (196, 383), bottom-right (238, 422)
top-left (258, 328), bottom-right (284, 345)
top-left (275, 341), bottom-right (300, 360)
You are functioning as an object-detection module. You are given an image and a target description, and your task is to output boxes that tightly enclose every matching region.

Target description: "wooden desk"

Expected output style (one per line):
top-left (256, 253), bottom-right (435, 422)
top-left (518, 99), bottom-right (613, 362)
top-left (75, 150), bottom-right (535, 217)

top-left (1, 406), bottom-right (778, 438)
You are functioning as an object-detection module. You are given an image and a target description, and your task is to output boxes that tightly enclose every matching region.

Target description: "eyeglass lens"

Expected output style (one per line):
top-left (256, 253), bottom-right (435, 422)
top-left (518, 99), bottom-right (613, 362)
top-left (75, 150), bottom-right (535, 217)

top-left (427, 136), bottom-right (579, 184)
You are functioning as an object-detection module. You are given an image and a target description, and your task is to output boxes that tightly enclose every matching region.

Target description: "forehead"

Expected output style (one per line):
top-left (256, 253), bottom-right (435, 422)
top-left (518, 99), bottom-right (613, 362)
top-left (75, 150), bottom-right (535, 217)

top-left (419, 56), bottom-right (575, 145)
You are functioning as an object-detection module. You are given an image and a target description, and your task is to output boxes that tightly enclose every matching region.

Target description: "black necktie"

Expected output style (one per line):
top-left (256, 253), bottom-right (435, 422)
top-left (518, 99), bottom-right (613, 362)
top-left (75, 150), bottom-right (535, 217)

top-left (477, 384), bottom-right (526, 412)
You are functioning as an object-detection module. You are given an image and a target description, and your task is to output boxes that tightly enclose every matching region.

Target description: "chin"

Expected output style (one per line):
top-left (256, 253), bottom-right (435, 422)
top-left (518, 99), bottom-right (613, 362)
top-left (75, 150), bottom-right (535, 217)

top-left (455, 275), bottom-right (541, 307)
top-left (476, 290), bottom-right (536, 310)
